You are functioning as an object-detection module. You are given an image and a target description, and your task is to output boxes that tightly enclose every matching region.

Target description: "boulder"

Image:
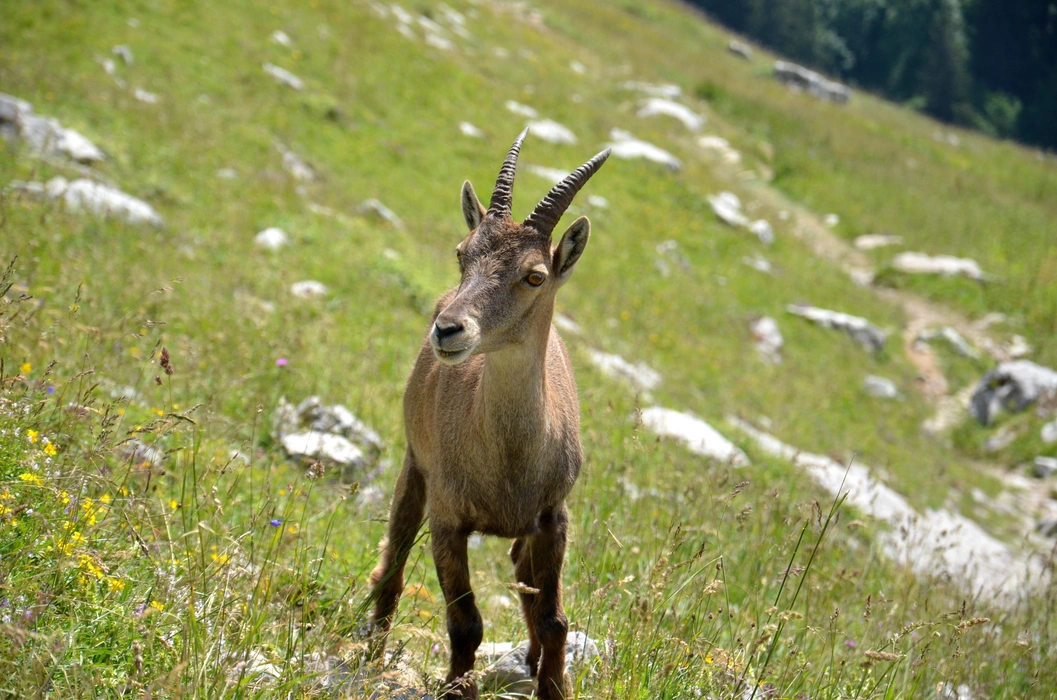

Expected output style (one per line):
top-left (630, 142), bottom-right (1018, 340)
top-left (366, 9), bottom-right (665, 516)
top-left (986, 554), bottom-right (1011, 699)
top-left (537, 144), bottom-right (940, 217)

top-left (786, 304), bottom-right (887, 353)
top-left (3, 96), bottom-right (106, 162)
top-left (1042, 420), bottom-right (1057, 445)
top-left (639, 407), bottom-right (749, 466)
top-left (478, 631), bottom-right (601, 694)
top-left (272, 396), bottom-right (383, 476)
top-left (969, 361), bottom-right (1057, 425)
top-left (45, 177), bottom-right (164, 226)
top-left (774, 61), bottom-right (851, 104)
top-left (891, 252), bottom-right (987, 281)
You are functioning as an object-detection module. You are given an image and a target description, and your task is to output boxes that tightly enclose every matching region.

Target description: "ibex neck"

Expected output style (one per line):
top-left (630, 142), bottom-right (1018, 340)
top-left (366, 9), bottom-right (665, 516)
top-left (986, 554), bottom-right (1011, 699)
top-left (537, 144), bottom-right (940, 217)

top-left (478, 308), bottom-right (554, 428)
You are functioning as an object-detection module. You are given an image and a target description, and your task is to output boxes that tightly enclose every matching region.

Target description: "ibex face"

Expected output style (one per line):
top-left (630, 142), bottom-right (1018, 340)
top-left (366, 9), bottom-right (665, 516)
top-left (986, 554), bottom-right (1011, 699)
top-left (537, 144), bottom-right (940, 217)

top-left (430, 129), bottom-right (610, 365)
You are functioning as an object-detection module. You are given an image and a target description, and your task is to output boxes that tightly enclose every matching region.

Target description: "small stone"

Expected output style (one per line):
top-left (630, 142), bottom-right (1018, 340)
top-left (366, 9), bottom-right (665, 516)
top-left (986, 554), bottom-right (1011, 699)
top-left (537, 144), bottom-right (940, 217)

top-left (823, 213), bottom-right (840, 227)
top-left (969, 361), bottom-right (1057, 425)
top-left (1036, 517), bottom-right (1057, 538)
top-left (728, 40), bottom-right (753, 60)
top-left (255, 227), bottom-right (289, 250)
top-left (112, 44), bottom-right (134, 64)
top-left (891, 252), bottom-right (987, 281)
top-left (742, 255), bottom-right (772, 273)
top-left (276, 142), bottom-right (316, 182)
top-left (749, 316), bottom-right (783, 363)
top-left (774, 61), bottom-right (851, 104)
top-left (698, 135), bottom-right (741, 164)
top-left (358, 198), bottom-right (404, 229)
top-left (983, 426), bottom-right (1018, 453)
top-left (46, 177), bottom-right (164, 226)
top-left (291, 280), bottom-right (327, 298)
top-left (854, 234), bottom-right (903, 250)
top-left (216, 167), bottom-right (238, 179)
top-left (133, 88), bottom-right (159, 104)
top-left (1032, 456), bottom-right (1057, 479)
top-left (570, 60), bottom-right (586, 74)
top-left (587, 350), bottom-right (661, 392)
top-left (1042, 420), bottom-right (1057, 444)
top-left (525, 164), bottom-right (569, 184)
top-left (707, 191), bottom-right (748, 227)
top-left (748, 219), bottom-right (774, 245)
top-left (586, 194), bottom-right (608, 209)
top-left (504, 100), bottom-right (538, 118)
top-left (606, 128), bottom-right (682, 170)
top-left (864, 375), bottom-right (900, 399)
top-left (619, 81), bottom-right (682, 99)
top-left (458, 121), bottom-right (484, 138)
top-left (263, 62), bottom-right (304, 90)
top-left (270, 29), bottom-right (293, 47)
top-left (636, 97), bottom-right (705, 131)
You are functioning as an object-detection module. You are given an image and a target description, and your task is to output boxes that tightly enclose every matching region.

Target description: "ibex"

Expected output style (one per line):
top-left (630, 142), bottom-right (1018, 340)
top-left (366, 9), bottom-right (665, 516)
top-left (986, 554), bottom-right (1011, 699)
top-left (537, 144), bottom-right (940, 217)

top-left (368, 129), bottom-right (609, 699)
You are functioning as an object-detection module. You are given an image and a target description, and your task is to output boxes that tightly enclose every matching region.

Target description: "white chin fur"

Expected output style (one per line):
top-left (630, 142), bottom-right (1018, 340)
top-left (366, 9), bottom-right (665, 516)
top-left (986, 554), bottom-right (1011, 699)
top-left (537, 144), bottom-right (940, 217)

top-left (433, 346), bottom-right (474, 365)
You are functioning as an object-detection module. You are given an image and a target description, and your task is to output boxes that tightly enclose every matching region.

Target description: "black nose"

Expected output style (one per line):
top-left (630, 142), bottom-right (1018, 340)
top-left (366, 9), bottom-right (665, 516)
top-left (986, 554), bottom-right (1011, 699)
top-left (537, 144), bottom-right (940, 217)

top-left (434, 320), bottom-right (464, 341)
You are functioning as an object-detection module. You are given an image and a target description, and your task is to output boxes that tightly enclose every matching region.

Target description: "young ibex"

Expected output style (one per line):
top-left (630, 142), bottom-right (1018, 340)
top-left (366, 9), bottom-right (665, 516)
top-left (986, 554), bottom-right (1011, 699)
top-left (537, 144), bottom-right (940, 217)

top-left (368, 129), bottom-right (609, 699)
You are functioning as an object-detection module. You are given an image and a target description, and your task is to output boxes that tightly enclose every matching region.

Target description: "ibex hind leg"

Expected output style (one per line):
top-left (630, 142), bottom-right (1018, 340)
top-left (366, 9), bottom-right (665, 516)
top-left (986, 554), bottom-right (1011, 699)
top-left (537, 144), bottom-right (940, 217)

top-left (367, 450), bottom-right (427, 656)
top-left (530, 505), bottom-right (573, 700)
top-left (510, 537), bottom-right (542, 675)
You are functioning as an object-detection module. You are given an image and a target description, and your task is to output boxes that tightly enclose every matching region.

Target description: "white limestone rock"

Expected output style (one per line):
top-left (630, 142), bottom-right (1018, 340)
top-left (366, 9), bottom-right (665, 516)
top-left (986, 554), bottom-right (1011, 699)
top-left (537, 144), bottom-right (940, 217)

top-left (864, 375), bottom-right (900, 399)
top-left (640, 407), bottom-right (749, 466)
top-left (748, 219), bottom-right (774, 245)
top-left (786, 303), bottom-right (887, 353)
top-left (606, 128), bottom-right (682, 170)
top-left (854, 233), bottom-right (903, 250)
top-left (891, 252), bottom-right (987, 281)
top-left (358, 198), bottom-right (404, 229)
top-left (255, 227), bottom-right (289, 250)
top-left (707, 191), bottom-right (749, 227)
top-left (263, 62), bottom-right (304, 90)
top-left (587, 350), bottom-right (661, 392)
top-left (276, 142), bottom-right (316, 182)
top-left (636, 97), bottom-right (705, 131)
top-left (698, 135), bottom-right (741, 164)
top-left (1042, 420), bottom-right (1057, 445)
top-left (526, 118), bottom-right (577, 145)
top-left (478, 632), bottom-right (601, 695)
top-left (270, 30), bottom-right (293, 47)
top-left (619, 81), bottom-right (682, 99)
top-left (504, 100), bottom-right (538, 118)
top-left (459, 121), bottom-right (484, 138)
top-left (291, 280), bottom-right (328, 298)
top-left (133, 88), bottom-right (159, 104)
top-left (749, 316), bottom-right (783, 364)
top-left (969, 361), bottom-right (1057, 425)
top-left (728, 40), bottom-right (753, 60)
top-left (46, 177), bottom-right (163, 226)
top-left (774, 60), bottom-right (852, 103)
top-left (525, 164), bottom-right (569, 184)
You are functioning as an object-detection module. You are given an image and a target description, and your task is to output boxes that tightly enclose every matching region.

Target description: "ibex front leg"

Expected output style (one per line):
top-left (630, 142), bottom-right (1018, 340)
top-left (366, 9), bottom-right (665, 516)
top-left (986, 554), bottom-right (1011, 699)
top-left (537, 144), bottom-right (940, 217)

top-left (531, 505), bottom-right (573, 700)
top-left (433, 520), bottom-right (483, 699)
top-left (368, 452), bottom-right (427, 655)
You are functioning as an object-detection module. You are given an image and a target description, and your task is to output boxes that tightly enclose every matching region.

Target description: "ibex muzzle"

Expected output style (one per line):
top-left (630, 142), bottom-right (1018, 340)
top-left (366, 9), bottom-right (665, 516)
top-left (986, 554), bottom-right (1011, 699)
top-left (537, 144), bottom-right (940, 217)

top-left (368, 129), bottom-right (609, 700)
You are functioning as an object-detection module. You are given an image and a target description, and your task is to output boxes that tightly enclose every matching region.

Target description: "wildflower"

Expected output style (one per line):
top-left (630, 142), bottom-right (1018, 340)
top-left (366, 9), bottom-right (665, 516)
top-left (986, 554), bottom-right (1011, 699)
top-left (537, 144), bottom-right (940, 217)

top-left (169, 499), bottom-right (179, 510)
top-left (275, 357), bottom-right (289, 367)
top-left (26, 430), bottom-right (38, 443)
top-left (269, 519), bottom-right (282, 527)
top-left (46, 386), bottom-right (55, 394)
top-left (150, 600), bottom-right (164, 612)
top-left (152, 408), bottom-right (164, 417)
top-left (78, 553), bottom-right (104, 579)
top-left (211, 552), bottom-right (230, 565)
top-left (107, 577), bottom-right (126, 592)
top-left (44, 442), bottom-right (58, 457)
top-left (18, 473), bottom-right (43, 486)
top-left (100, 494), bottom-right (111, 505)
top-left (20, 362), bottom-right (32, 374)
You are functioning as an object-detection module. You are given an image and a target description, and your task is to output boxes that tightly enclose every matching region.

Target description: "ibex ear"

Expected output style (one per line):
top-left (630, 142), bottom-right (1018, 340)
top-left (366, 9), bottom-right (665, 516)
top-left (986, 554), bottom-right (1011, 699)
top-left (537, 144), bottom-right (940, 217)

top-left (461, 180), bottom-right (486, 231)
top-left (553, 216), bottom-right (591, 281)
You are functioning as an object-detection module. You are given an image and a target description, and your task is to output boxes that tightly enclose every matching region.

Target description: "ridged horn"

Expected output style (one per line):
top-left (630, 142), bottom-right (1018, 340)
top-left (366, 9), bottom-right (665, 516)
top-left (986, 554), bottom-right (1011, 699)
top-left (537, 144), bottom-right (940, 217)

top-left (524, 148), bottom-right (611, 236)
top-left (488, 128), bottom-right (530, 217)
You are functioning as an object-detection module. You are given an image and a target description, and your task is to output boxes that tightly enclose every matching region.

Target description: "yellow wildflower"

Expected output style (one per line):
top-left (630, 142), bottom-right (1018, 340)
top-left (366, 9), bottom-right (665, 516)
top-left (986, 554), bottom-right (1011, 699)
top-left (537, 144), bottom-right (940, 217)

top-left (151, 408), bottom-right (164, 417)
top-left (149, 600), bottom-right (164, 612)
top-left (169, 499), bottom-right (179, 510)
top-left (211, 552), bottom-right (230, 565)
top-left (0, 504), bottom-right (9, 517)
top-left (100, 494), bottom-right (112, 504)
top-left (18, 473), bottom-right (43, 486)
top-left (78, 553), bottom-right (104, 579)
top-left (26, 430), bottom-right (38, 443)
top-left (44, 442), bottom-right (57, 457)
top-left (1, 490), bottom-right (12, 500)
top-left (20, 362), bottom-right (32, 374)
top-left (107, 577), bottom-right (125, 592)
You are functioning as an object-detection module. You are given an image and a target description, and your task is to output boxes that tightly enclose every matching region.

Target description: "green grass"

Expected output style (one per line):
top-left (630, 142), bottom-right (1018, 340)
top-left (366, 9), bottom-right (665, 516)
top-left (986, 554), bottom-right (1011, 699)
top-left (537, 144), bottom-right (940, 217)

top-left (1, 0), bottom-right (1056, 696)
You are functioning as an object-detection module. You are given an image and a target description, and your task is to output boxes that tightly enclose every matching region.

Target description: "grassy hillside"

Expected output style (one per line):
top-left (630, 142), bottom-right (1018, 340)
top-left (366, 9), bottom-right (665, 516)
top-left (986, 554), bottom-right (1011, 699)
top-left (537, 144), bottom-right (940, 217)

top-left (1, 0), bottom-right (1055, 697)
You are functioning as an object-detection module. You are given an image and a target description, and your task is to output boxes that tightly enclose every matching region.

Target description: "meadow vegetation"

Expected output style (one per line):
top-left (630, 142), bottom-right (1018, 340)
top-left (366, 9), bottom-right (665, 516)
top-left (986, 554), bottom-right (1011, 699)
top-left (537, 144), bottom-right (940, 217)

top-left (1, 0), bottom-right (1055, 696)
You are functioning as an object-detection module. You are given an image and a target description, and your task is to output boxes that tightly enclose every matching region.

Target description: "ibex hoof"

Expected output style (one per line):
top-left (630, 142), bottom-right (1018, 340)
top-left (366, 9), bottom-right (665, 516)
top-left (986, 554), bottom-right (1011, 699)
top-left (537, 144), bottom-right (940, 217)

top-left (440, 675), bottom-right (479, 699)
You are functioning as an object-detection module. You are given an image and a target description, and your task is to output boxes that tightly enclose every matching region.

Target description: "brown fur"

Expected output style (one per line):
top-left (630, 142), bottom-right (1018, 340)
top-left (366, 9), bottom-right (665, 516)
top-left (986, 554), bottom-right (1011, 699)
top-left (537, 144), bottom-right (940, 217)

top-left (368, 202), bottom-right (591, 699)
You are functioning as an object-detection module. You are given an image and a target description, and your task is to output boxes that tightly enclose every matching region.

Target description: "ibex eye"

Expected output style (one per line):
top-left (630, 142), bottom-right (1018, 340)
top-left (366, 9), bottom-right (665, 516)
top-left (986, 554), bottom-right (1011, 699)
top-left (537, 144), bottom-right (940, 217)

top-left (526, 271), bottom-right (546, 287)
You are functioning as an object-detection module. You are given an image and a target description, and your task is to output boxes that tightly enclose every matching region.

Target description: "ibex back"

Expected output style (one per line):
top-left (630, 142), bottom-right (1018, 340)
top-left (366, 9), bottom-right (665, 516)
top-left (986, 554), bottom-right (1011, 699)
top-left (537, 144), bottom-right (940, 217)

top-left (368, 129), bottom-right (609, 699)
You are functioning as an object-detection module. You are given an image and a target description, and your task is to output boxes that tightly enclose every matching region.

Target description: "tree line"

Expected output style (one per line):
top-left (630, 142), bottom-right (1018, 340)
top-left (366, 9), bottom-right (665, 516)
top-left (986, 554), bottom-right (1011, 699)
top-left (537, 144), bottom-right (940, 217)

top-left (686, 0), bottom-right (1057, 150)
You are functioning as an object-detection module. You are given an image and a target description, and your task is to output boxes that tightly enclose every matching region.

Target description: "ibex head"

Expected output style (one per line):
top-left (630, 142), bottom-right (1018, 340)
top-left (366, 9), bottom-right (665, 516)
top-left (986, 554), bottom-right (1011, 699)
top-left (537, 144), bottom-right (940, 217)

top-left (430, 129), bottom-right (610, 365)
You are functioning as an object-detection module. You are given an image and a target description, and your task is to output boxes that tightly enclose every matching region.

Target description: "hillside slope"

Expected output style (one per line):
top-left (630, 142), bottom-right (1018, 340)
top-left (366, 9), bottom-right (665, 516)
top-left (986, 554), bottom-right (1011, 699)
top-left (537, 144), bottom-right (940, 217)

top-left (1, 0), bottom-right (1055, 697)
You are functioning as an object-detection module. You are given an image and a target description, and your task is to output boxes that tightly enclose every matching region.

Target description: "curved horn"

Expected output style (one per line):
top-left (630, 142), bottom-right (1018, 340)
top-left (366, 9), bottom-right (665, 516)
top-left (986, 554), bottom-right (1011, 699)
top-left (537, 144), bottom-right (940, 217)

top-left (524, 148), bottom-right (611, 236)
top-left (488, 128), bottom-right (530, 217)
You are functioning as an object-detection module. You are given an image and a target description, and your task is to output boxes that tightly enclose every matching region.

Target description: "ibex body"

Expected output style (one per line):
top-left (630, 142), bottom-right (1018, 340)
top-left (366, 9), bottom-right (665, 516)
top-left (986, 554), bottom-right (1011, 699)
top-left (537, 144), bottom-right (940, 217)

top-left (368, 130), bottom-right (609, 699)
